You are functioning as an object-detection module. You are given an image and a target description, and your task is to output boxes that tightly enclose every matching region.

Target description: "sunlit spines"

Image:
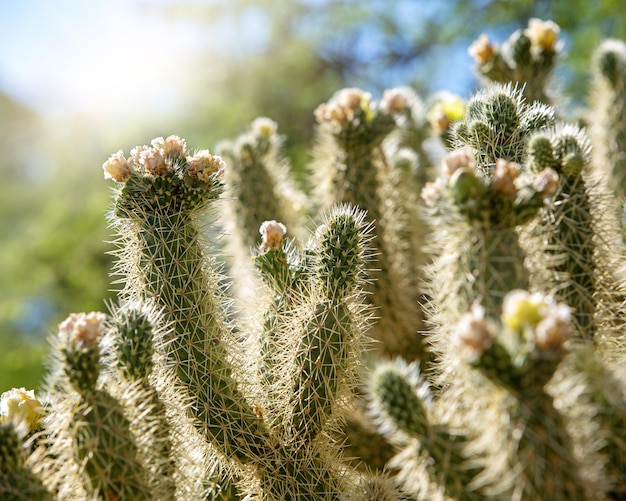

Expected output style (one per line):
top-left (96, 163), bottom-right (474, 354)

top-left (106, 138), bottom-right (271, 466)
top-left (0, 423), bottom-right (54, 501)
top-left (366, 358), bottom-right (482, 500)
top-left (50, 311), bottom-right (156, 500)
top-left (451, 82), bottom-right (555, 169)
top-left (526, 124), bottom-right (608, 341)
top-left (105, 303), bottom-right (180, 500)
top-left (453, 290), bottom-right (591, 500)
top-left (312, 87), bottom-right (428, 362)
top-left (289, 205), bottom-right (373, 443)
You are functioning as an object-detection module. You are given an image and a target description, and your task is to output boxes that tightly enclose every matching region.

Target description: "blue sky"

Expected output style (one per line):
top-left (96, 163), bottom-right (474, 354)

top-left (0, 0), bottom-right (264, 118)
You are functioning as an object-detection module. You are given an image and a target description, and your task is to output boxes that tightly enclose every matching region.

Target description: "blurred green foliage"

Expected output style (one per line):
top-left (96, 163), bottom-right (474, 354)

top-left (2, 0), bottom-right (626, 393)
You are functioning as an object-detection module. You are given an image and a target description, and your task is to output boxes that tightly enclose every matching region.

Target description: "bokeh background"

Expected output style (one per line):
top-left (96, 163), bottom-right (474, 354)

top-left (1, 0), bottom-right (624, 392)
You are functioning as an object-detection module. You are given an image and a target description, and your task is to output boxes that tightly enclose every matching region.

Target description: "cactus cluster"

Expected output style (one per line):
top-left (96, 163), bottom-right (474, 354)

top-left (3, 18), bottom-right (626, 500)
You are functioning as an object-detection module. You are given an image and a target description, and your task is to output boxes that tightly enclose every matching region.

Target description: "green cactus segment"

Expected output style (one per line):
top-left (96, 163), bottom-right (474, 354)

top-left (528, 127), bottom-right (597, 340)
top-left (367, 360), bottom-right (481, 500)
top-left (0, 424), bottom-right (53, 501)
top-left (61, 343), bottom-right (101, 394)
top-left (368, 362), bottom-right (429, 439)
top-left (255, 247), bottom-right (298, 396)
top-left (291, 301), bottom-right (351, 442)
top-left (425, 427), bottom-right (482, 501)
top-left (551, 176), bottom-right (596, 339)
top-left (508, 389), bottom-right (587, 501)
top-left (75, 390), bottom-right (153, 500)
top-left (596, 39), bottom-right (626, 88)
top-left (111, 305), bottom-right (178, 500)
top-left (290, 207), bottom-right (370, 442)
top-left (218, 119), bottom-right (304, 251)
top-left (316, 210), bottom-right (367, 301)
top-left (475, 339), bottom-right (565, 397)
top-left (449, 210), bottom-right (531, 323)
top-left (572, 348), bottom-right (626, 498)
top-left (314, 88), bottom-right (427, 361)
top-left (261, 446), bottom-right (343, 501)
top-left (452, 83), bottom-right (554, 167)
top-left (112, 306), bottom-right (155, 381)
top-left (254, 239), bottom-right (305, 295)
top-left (470, 340), bottom-right (520, 390)
top-left (111, 152), bottom-right (270, 464)
top-left (0, 423), bottom-right (21, 473)
top-left (591, 39), bottom-right (626, 203)
top-left (220, 139), bottom-right (283, 250)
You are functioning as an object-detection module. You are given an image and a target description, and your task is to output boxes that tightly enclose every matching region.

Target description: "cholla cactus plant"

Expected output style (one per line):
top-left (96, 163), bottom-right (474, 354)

top-left (469, 18), bottom-right (562, 104)
top-left (311, 86), bottom-right (428, 362)
top-left (216, 119), bottom-right (308, 303)
top-left (589, 39), bottom-right (626, 220)
top-left (5, 20), bottom-right (626, 501)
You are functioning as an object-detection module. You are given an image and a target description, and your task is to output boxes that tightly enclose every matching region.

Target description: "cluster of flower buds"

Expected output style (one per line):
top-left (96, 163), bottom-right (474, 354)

top-left (57, 312), bottom-right (108, 392)
top-left (468, 19), bottom-right (561, 104)
top-left (314, 87), bottom-right (373, 129)
top-left (453, 289), bottom-right (572, 368)
top-left (102, 135), bottom-right (225, 185)
top-left (501, 289), bottom-right (572, 351)
top-left (422, 149), bottom-right (558, 225)
top-left (58, 311), bottom-right (107, 349)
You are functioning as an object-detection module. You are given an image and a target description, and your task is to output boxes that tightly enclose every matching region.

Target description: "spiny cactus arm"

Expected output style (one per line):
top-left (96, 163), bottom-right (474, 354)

top-left (0, 423), bottom-right (54, 501)
top-left (53, 311), bottom-right (155, 500)
top-left (105, 138), bottom-right (271, 464)
top-left (289, 206), bottom-right (372, 443)
top-left (253, 221), bottom-right (306, 416)
top-left (366, 358), bottom-right (482, 500)
top-left (217, 117), bottom-right (306, 251)
top-left (105, 304), bottom-right (179, 500)
top-left (527, 125), bottom-right (599, 340)
top-left (313, 87), bottom-right (395, 216)
top-left (451, 83), bottom-right (554, 168)
top-left (453, 291), bottom-right (591, 500)
top-left (590, 39), bottom-right (626, 205)
top-left (422, 149), bottom-right (557, 329)
top-left (469, 19), bottom-right (561, 104)
top-left (366, 359), bottom-right (431, 441)
top-left (314, 87), bottom-right (428, 362)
